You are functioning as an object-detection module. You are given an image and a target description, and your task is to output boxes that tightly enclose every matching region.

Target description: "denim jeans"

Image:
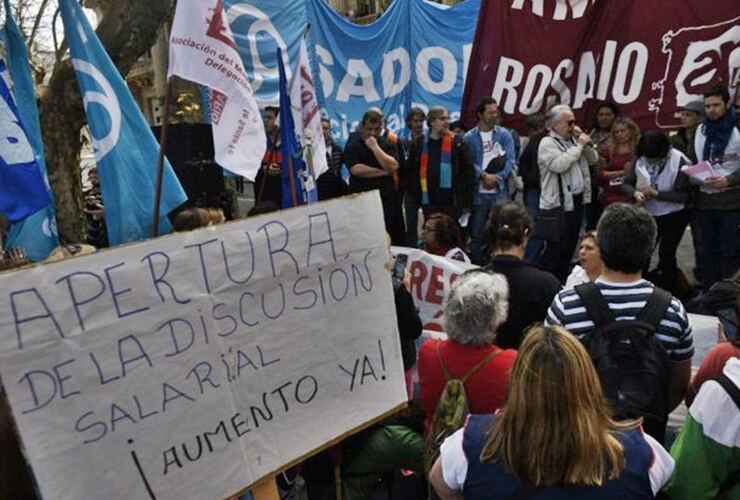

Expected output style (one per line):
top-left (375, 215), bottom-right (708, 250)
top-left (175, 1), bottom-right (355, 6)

top-left (470, 191), bottom-right (508, 264)
top-left (695, 209), bottom-right (740, 289)
top-left (523, 188), bottom-right (543, 264)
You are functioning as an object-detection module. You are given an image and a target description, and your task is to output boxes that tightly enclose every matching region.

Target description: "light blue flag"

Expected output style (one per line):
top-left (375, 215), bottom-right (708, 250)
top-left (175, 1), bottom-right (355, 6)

top-left (59, 0), bottom-right (187, 244)
top-left (1, 0), bottom-right (58, 261)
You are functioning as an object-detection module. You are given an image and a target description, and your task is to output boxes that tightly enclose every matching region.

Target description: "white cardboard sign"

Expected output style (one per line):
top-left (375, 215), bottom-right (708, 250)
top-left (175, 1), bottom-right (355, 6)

top-left (390, 246), bottom-right (477, 332)
top-left (0, 192), bottom-right (406, 500)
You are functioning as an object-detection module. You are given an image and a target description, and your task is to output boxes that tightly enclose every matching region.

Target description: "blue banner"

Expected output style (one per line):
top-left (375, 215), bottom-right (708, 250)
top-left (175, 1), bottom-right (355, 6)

top-left (225, 0), bottom-right (479, 146)
top-left (1, 0), bottom-right (58, 261)
top-left (59, 0), bottom-right (187, 244)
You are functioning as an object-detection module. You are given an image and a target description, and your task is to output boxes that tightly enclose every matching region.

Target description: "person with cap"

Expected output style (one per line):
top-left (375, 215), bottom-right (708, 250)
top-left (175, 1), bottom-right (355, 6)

top-left (671, 100), bottom-right (704, 164)
top-left (670, 99), bottom-right (705, 285)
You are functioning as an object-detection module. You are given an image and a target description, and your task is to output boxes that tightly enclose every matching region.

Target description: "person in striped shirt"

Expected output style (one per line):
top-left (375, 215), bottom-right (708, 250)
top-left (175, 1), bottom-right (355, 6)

top-left (546, 203), bottom-right (693, 437)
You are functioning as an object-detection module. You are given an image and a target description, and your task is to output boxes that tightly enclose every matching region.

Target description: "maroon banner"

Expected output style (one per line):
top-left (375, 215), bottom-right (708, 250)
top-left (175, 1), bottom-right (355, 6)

top-left (462, 0), bottom-right (740, 134)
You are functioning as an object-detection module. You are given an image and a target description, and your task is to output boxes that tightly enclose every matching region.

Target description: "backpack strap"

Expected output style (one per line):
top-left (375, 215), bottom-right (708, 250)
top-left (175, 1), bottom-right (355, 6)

top-left (716, 373), bottom-right (740, 497)
top-left (435, 341), bottom-right (452, 382)
top-left (635, 286), bottom-right (673, 329)
top-left (575, 282), bottom-right (615, 329)
top-left (716, 373), bottom-right (740, 412)
top-left (435, 342), bottom-right (501, 383)
top-left (461, 348), bottom-right (501, 383)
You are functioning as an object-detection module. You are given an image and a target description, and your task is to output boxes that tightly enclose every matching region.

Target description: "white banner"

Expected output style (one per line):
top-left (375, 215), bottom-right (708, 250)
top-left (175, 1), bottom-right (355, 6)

top-left (391, 247), bottom-right (478, 332)
top-left (0, 193), bottom-right (406, 500)
top-left (168, 0), bottom-right (265, 180)
top-left (289, 36), bottom-right (328, 178)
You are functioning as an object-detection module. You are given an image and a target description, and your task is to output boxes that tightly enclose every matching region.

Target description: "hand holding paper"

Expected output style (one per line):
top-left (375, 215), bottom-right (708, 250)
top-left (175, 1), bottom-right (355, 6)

top-left (680, 161), bottom-right (716, 183)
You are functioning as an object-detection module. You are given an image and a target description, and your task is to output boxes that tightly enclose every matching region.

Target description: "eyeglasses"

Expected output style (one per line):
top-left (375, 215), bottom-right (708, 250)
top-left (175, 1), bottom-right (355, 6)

top-left (566, 120), bottom-right (576, 126)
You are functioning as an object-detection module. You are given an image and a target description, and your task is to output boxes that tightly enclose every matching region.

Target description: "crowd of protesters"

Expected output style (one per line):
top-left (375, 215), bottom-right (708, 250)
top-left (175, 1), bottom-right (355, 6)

top-left (0, 84), bottom-right (738, 500)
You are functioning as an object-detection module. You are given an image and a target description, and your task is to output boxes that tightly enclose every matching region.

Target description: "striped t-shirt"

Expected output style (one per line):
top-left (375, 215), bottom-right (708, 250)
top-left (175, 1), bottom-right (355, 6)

top-left (545, 278), bottom-right (694, 361)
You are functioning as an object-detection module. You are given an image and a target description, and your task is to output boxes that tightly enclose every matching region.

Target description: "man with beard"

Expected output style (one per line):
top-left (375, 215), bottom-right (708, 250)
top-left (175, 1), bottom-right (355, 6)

top-left (345, 109), bottom-right (405, 244)
top-left (693, 85), bottom-right (740, 289)
top-left (463, 97), bottom-right (516, 264)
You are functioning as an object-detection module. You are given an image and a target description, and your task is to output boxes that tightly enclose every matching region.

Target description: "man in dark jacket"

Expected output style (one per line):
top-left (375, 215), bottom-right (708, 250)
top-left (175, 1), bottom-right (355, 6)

top-left (317, 118), bottom-right (349, 201)
top-left (407, 106), bottom-right (475, 221)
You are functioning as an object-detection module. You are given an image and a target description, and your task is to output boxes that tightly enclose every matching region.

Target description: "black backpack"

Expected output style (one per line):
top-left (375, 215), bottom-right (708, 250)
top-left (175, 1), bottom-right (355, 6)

top-left (575, 282), bottom-right (673, 439)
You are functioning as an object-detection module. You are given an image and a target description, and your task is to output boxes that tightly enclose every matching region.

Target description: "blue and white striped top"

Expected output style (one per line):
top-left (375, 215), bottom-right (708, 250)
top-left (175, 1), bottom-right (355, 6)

top-left (545, 278), bottom-right (694, 361)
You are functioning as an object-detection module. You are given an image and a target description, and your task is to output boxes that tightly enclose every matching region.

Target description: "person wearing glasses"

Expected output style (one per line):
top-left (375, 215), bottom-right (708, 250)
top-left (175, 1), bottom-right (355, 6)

top-left (407, 106), bottom-right (475, 225)
top-left (535, 104), bottom-right (598, 283)
top-left (421, 213), bottom-right (471, 264)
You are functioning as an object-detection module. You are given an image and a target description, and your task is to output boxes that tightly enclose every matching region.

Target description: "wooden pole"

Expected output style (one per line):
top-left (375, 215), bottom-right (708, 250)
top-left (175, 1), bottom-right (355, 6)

top-left (152, 77), bottom-right (174, 237)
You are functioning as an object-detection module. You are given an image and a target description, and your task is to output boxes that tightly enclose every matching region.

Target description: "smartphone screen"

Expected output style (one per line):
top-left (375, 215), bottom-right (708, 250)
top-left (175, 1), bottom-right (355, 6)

top-left (393, 254), bottom-right (408, 280)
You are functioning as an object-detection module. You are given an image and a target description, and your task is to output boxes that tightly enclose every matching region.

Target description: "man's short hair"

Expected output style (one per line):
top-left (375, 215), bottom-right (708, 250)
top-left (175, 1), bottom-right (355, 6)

top-left (426, 106), bottom-right (448, 126)
top-left (525, 112), bottom-right (545, 132)
top-left (449, 120), bottom-right (466, 132)
top-left (703, 85), bottom-right (730, 103)
top-left (597, 203), bottom-right (657, 274)
top-left (405, 107), bottom-right (426, 124)
top-left (476, 97), bottom-right (497, 117)
top-left (361, 109), bottom-right (383, 125)
top-left (264, 106), bottom-right (279, 116)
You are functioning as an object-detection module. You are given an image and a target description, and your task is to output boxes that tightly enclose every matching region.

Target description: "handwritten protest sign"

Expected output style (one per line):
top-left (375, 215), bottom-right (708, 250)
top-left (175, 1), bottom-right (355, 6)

top-left (390, 247), bottom-right (477, 332)
top-left (0, 192), bottom-right (407, 500)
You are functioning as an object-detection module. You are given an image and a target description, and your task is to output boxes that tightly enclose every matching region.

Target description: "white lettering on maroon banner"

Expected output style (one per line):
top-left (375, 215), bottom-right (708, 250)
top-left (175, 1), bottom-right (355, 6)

top-left (463, 0), bottom-right (740, 133)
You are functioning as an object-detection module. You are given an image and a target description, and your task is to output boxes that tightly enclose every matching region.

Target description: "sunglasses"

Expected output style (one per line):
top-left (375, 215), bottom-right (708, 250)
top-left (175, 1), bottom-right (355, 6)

top-left (566, 120), bottom-right (576, 126)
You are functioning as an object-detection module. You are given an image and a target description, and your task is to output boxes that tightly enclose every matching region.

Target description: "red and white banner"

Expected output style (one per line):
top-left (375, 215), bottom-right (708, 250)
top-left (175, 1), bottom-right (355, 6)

top-left (391, 247), bottom-right (477, 332)
top-left (168, 0), bottom-right (265, 180)
top-left (462, 0), bottom-right (740, 133)
top-left (290, 36), bottom-right (329, 178)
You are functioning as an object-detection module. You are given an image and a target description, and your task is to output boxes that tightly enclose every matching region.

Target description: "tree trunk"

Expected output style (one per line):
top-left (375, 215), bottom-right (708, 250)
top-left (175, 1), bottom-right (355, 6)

top-left (39, 0), bottom-right (175, 243)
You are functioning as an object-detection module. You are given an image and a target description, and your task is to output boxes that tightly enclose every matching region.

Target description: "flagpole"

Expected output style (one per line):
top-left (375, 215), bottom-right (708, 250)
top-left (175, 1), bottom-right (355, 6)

top-left (287, 156), bottom-right (298, 207)
top-left (152, 77), bottom-right (173, 237)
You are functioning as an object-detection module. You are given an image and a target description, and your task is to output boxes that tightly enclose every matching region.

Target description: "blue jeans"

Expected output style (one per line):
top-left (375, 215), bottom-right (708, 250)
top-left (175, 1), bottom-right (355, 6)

top-left (523, 188), bottom-right (543, 264)
top-left (470, 191), bottom-right (507, 264)
top-left (695, 209), bottom-right (740, 289)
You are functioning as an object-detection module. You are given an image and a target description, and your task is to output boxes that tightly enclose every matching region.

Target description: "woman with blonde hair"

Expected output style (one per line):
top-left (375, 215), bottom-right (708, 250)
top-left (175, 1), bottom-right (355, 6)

top-left (429, 325), bottom-right (674, 499)
top-left (598, 116), bottom-right (640, 207)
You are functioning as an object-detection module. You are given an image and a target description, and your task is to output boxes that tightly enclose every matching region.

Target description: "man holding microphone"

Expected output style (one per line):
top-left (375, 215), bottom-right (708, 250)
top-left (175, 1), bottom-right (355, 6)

top-left (536, 105), bottom-right (599, 282)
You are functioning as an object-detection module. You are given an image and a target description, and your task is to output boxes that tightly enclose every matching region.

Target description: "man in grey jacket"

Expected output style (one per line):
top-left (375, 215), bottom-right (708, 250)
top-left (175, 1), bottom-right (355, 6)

top-left (536, 105), bottom-right (598, 282)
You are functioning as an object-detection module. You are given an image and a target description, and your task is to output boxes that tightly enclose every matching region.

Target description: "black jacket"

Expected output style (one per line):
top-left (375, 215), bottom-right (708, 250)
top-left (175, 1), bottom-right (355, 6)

top-left (485, 255), bottom-right (561, 349)
top-left (394, 279), bottom-right (423, 369)
top-left (407, 134), bottom-right (476, 214)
